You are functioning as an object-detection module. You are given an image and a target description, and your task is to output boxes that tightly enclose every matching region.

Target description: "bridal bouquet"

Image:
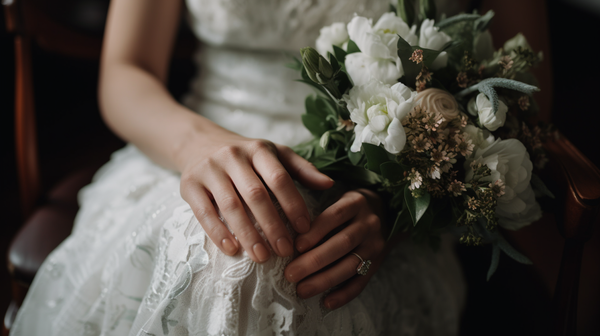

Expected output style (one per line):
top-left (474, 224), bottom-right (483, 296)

top-left (292, 0), bottom-right (555, 278)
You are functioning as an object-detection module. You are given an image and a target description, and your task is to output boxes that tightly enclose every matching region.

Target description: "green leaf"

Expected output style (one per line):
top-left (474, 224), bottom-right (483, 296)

top-left (362, 143), bottom-right (393, 174)
top-left (380, 161), bottom-right (405, 183)
top-left (348, 150), bottom-right (363, 166)
top-left (404, 186), bottom-right (431, 226)
top-left (497, 233), bottom-right (532, 265)
top-left (397, 36), bottom-right (421, 88)
top-left (419, 0), bottom-right (436, 20)
top-left (397, 0), bottom-right (415, 27)
top-left (302, 114), bottom-right (329, 137)
top-left (420, 47), bottom-right (444, 68)
top-left (435, 13), bottom-right (480, 30)
top-left (531, 173), bottom-right (555, 199)
top-left (487, 243), bottom-right (501, 281)
top-left (346, 39), bottom-right (361, 54)
top-left (388, 208), bottom-right (412, 240)
top-left (474, 10), bottom-right (495, 32)
top-left (333, 45), bottom-right (347, 64)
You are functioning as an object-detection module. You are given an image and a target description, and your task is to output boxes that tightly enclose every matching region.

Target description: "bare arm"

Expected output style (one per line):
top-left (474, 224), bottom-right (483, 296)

top-left (98, 0), bottom-right (334, 262)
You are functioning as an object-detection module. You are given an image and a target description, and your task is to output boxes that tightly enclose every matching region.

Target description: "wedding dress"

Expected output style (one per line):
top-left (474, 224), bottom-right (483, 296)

top-left (11, 1), bottom-right (466, 335)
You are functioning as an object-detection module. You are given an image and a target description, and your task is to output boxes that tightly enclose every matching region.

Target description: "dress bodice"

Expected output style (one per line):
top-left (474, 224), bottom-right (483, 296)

top-left (184, 0), bottom-right (391, 52)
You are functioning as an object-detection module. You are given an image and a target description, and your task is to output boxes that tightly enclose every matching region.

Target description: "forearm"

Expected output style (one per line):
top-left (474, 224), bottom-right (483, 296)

top-left (98, 62), bottom-right (234, 171)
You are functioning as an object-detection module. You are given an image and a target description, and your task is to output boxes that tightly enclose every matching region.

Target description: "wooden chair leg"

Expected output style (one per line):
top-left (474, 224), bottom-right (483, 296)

top-left (3, 279), bottom-right (29, 335)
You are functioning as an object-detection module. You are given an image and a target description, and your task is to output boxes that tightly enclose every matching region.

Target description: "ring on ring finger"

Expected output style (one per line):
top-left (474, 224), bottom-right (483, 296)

top-left (351, 252), bottom-right (372, 276)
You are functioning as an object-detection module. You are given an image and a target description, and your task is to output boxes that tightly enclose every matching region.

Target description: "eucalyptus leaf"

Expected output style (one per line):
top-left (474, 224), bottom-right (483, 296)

top-left (435, 13), bottom-right (480, 30)
top-left (404, 186), bottom-right (431, 226)
top-left (346, 40), bottom-right (361, 54)
top-left (487, 243), bottom-right (501, 281)
top-left (531, 173), bottom-right (555, 199)
top-left (455, 78), bottom-right (540, 114)
top-left (497, 234), bottom-right (533, 265)
top-left (474, 10), bottom-right (495, 32)
top-left (362, 143), bottom-right (393, 173)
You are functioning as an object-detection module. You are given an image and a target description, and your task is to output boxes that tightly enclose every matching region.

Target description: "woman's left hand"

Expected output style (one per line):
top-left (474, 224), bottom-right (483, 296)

top-left (284, 189), bottom-right (388, 310)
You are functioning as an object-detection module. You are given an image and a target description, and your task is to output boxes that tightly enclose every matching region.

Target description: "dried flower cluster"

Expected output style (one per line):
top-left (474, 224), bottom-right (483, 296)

top-left (401, 105), bottom-right (474, 198)
top-left (458, 161), bottom-right (506, 245)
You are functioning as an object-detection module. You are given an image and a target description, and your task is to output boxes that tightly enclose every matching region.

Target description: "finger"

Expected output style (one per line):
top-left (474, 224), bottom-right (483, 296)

top-left (251, 147), bottom-right (312, 234)
top-left (294, 191), bottom-right (365, 253)
top-left (207, 172), bottom-right (272, 263)
top-left (276, 145), bottom-right (334, 190)
top-left (180, 181), bottom-right (239, 256)
top-left (285, 219), bottom-right (370, 283)
top-left (323, 247), bottom-right (385, 310)
top-left (228, 158), bottom-right (294, 257)
top-left (296, 243), bottom-right (376, 299)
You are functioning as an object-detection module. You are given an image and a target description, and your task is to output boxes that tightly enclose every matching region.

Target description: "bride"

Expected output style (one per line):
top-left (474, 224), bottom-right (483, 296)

top-left (10, 0), bottom-right (468, 335)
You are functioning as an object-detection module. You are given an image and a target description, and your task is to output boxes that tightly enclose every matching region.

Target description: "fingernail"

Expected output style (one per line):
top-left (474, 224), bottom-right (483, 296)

top-left (222, 238), bottom-right (237, 255)
top-left (295, 237), bottom-right (310, 253)
top-left (253, 243), bottom-right (270, 262)
top-left (276, 237), bottom-right (293, 257)
top-left (295, 217), bottom-right (310, 233)
top-left (297, 284), bottom-right (316, 299)
top-left (325, 299), bottom-right (338, 310)
top-left (286, 265), bottom-right (301, 283)
top-left (329, 178), bottom-right (335, 182)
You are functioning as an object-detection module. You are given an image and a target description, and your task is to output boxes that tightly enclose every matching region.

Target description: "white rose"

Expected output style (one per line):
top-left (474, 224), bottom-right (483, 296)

top-left (465, 138), bottom-right (541, 230)
top-left (503, 33), bottom-right (531, 53)
top-left (474, 30), bottom-right (495, 61)
top-left (344, 80), bottom-right (417, 154)
top-left (496, 185), bottom-right (542, 230)
top-left (468, 93), bottom-right (507, 131)
top-left (345, 13), bottom-right (417, 86)
top-left (315, 22), bottom-right (349, 57)
top-left (463, 124), bottom-right (494, 149)
top-left (418, 19), bottom-right (452, 69)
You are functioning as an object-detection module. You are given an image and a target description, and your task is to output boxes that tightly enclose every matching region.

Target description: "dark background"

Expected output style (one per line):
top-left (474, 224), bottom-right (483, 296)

top-left (1, 0), bottom-right (599, 335)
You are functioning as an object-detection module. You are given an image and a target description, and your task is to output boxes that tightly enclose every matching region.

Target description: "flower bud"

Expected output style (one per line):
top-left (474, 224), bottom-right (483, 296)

top-left (301, 47), bottom-right (334, 84)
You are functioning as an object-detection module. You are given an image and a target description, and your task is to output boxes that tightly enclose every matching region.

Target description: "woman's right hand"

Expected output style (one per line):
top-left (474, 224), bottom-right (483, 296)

top-left (178, 131), bottom-right (334, 263)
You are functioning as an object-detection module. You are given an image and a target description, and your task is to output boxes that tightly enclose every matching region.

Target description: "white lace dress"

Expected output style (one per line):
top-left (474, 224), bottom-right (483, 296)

top-left (10, 1), bottom-right (466, 335)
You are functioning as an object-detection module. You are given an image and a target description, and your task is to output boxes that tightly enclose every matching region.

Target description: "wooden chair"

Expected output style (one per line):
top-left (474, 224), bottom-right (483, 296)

top-left (2, 0), bottom-right (196, 334)
top-left (2, 1), bottom-right (599, 336)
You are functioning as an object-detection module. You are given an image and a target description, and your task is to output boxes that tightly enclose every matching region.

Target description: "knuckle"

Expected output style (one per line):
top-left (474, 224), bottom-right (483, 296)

top-left (220, 145), bottom-right (241, 157)
top-left (308, 252), bottom-right (324, 270)
top-left (249, 139), bottom-right (274, 153)
top-left (330, 204), bottom-right (346, 221)
top-left (219, 195), bottom-right (241, 213)
top-left (365, 214), bottom-right (381, 232)
top-left (193, 206), bottom-right (212, 223)
top-left (246, 185), bottom-right (268, 203)
top-left (269, 169), bottom-right (290, 188)
top-left (338, 232), bottom-right (355, 250)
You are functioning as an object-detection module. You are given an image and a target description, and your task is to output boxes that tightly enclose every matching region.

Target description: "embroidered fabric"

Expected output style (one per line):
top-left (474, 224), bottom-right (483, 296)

top-left (11, 1), bottom-right (466, 335)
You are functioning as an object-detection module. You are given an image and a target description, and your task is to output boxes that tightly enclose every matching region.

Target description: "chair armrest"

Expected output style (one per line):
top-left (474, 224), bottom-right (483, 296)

top-left (543, 133), bottom-right (600, 241)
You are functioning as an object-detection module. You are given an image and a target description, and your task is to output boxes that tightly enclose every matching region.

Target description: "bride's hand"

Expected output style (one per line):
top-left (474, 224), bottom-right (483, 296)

top-left (284, 189), bottom-right (390, 310)
top-left (179, 132), bottom-right (333, 263)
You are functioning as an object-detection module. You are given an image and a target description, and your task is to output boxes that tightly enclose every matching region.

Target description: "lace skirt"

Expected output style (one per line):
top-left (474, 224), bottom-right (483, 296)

top-left (11, 145), bottom-right (465, 336)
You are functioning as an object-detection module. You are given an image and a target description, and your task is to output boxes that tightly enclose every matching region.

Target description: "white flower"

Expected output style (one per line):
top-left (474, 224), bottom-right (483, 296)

top-left (418, 19), bottom-right (452, 69)
top-left (503, 33), bottom-right (531, 53)
top-left (474, 30), bottom-right (495, 61)
top-left (465, 138), bottom-right (541, 230)
top-left (468, 93), bottom-right (508, 131)
top-left (463, 124), bottom-right (494, 149)
top-left (344, 80), bottom-right (417, 154)
top-left (345, 13), bottom-right (417, 86)
top-left (315, 22), bottom-right (349, 57)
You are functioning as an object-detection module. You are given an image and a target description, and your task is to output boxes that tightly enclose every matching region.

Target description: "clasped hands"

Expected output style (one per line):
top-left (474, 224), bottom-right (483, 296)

top-left (179, 134), bottom-right (387, 310)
